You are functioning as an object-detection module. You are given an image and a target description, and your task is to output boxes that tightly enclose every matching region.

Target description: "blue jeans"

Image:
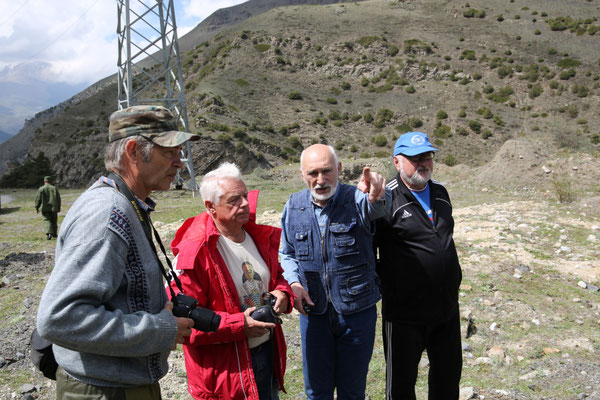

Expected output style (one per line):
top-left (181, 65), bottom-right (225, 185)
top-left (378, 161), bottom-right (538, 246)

top-left (251, 338), bottom-right (279, 400)
top-left (300, 304), bottom-right (377, 400)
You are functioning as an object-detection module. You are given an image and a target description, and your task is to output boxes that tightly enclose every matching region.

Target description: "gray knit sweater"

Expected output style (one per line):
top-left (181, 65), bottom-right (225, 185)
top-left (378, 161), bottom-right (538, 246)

top-left (36, 180), bottom-right (178, 387)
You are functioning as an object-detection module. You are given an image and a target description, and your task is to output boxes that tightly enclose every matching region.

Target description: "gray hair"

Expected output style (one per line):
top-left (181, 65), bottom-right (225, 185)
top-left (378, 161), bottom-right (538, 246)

top-left (200, 162), bottom-right (243, 205)
top-left (104, 136), bottom-right (154, 173)
top-left (300, 144), bottom-right (339, 169)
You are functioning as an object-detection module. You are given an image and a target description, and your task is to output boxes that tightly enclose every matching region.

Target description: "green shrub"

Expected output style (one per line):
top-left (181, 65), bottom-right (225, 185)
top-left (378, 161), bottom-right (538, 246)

top-left (461, 50), bottom-right (477, 61)
top-left (468, 120), bottom-right (482, 133)
top-left (572, 85), bottom-right (589, 97)
top-left (559, 68), bottom-right (576, 80)
top-left (288, 90), bottom-right (303, 100)
top-left (372, 135), bottom-right (388, 147)
top-left (396, 123), bottom-right (411, 134)
top-left (551, 177), bottom-right (574, 203)
top-left (443, 154), bottom-right (457, 166)
top-left (288, 136), bottom-right (303, 150)
top-left (364, 113), bottom-right (374, 123)
top-left (341, 81), bottom-right (351, 90)
top-left (549, 80), bottom-right (560, 89)
top-left (361, 77), bottom-right (369, 87)
top-left (358, 36), bottom-right (378, 47)
top-left (493, 115), bottom-right (504, 126)
top-left (328, 110), bottom-right (341, 121)
top-left (410, 117), bottom-right (423, 128)
top-left (436, 110), bottom-right (448, 120)
top-left (326, 97), bottom-right (338, 104)
top-left (458, 109), bottom-right (467, 118)
top-left (235, 78), bottom-right (249, 87)
top-left (254, 44), bottom-right (271, 52)
top-left (388, 45), bottom-right (399, 56)
top-left (457, 127), bottom-right (469, 136)
top-left (529, 83), bottom-right (543, 98)
top-left (377, 108), bottom-right (394, 122)
top-left (403, 39), bottom-right (432, 55)
top-left (481, 129), bottom-right (493, 139)
top-left (405, 85), bottom-right (416, 93)
top-left (557, 58), bottom-right (581, 68)
top-left (434, 125), bottom-right (451, 138)
top-left (497, 65), bottom-right (513, 79)
top-left (488, 86), bottom-right (514, 102)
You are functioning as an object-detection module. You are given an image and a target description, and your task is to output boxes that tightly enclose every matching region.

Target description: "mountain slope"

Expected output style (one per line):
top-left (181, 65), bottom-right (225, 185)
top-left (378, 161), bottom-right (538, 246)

top-left (0, 130), bottom-right (11, 145)
top-left (2, 0), bottom-right (599, 188)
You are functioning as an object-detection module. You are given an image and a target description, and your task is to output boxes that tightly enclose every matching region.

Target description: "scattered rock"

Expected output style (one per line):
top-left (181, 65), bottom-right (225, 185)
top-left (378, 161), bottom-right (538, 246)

top-left (543, 347), bottom-right (561, 355)
top-left (19, 384), bottom-right (36, 394)
top-left (459, 386), bottom-right (476, 400)
top-left (475, 357), bottom-right (493, 365)
top-left (488, 346), bottom-right (505, 360)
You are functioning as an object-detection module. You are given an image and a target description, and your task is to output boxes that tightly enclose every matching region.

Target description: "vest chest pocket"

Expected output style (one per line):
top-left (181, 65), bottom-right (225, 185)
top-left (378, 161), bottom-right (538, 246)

top-left (294, 229), bottom-right (313, 261)
top-left (330, 221), bottom-right (359, 258)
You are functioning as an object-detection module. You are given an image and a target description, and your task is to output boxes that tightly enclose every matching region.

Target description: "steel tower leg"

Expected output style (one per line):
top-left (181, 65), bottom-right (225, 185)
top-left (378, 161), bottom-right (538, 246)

top-left (116, 0), bottom-right (197, 191)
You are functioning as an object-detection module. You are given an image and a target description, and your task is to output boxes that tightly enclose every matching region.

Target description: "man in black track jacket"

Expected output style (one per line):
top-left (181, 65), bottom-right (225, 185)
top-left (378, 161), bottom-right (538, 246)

top-left (374, 131), bottom-right (462, 400)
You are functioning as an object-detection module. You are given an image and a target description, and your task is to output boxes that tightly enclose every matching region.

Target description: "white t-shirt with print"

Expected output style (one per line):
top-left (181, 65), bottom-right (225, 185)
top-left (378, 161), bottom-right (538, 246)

top-left (217, 230), bottom-right (271, 348)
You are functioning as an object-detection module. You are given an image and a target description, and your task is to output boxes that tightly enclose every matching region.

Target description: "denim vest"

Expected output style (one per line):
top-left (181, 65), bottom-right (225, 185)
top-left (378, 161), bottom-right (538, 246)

top-left (286, 184), bottom-right (381, 315)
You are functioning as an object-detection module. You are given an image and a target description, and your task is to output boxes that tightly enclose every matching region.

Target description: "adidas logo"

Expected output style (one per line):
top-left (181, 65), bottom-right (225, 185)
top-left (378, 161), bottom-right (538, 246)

top-left (401, 210), bottom-right (412, 219)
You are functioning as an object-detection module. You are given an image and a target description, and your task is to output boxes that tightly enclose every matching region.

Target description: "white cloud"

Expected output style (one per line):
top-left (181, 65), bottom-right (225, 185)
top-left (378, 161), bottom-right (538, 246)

top-left (182, 0), bottom-right (247, 21)
top-left (0, 0), bottom-right (116, 85)
top-left (0, 0), bottom-right (245, 86)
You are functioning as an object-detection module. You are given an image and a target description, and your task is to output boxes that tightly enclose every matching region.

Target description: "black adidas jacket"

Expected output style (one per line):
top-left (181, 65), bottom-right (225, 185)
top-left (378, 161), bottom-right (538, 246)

top-left (374, 174), bottom-right (462, 323)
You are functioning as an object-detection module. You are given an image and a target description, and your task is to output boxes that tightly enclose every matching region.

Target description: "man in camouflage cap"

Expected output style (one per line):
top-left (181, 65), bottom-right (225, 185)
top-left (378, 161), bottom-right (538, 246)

top-left (37, 105), bottom-right (198, 399)
top-left (34, 175), bottom-right (61, 240)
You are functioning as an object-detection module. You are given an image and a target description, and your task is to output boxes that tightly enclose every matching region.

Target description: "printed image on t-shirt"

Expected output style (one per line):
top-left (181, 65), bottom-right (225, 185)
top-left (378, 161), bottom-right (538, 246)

top-left (240, 261), bottom-right (263, 311)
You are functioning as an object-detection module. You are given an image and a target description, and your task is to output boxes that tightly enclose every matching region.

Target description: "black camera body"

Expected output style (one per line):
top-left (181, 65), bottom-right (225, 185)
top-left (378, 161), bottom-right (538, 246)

top-left (302, 300), bottom-right (312, 314)
top-left (250, 292), bottom-right (282, 324)
top-left (172, 293), bottom-right (221, 332)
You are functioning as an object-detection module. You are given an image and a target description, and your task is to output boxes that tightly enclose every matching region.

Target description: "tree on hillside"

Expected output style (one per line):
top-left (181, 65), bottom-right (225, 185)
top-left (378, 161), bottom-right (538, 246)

top-left (0, 153), bottom-right (55, 188)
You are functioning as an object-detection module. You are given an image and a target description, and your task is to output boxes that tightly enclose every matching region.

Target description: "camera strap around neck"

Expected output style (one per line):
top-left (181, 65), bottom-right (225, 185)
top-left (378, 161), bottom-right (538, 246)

top-left (106, 173), bottom-right (183, 295)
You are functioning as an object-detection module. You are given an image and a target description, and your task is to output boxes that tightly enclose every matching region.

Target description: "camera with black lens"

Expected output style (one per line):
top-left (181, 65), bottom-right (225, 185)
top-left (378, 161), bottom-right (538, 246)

top-left (172, 293), bottom-right (221, 332)
top-left (250, 292), bottom-right (282, 324)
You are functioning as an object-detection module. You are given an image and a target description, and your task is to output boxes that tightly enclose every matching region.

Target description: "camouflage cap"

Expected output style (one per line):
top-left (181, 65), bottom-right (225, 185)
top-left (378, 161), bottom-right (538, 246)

top-left (108, 105), bottom-right (199, 147)
top-left (44, 176), bottom-right (52, 182)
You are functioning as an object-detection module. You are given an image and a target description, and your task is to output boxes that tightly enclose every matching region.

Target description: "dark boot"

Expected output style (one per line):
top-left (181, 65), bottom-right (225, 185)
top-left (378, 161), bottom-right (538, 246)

top-left (47, 234), bottom-right (52, 240)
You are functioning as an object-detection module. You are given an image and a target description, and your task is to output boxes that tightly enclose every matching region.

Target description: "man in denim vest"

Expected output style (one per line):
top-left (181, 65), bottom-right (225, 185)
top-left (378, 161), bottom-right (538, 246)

top-left (280, 144), bottom-right (391, 399)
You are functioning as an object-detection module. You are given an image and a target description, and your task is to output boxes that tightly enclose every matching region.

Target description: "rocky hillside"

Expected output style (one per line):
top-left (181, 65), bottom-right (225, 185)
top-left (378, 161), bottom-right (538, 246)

top-left (1, 0), bottom-right (599, 188)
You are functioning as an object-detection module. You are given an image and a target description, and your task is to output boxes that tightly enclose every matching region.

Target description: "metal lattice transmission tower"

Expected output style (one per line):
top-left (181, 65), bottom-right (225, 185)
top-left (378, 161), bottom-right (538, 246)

top-left (116, 0), bottom-right (196, 190)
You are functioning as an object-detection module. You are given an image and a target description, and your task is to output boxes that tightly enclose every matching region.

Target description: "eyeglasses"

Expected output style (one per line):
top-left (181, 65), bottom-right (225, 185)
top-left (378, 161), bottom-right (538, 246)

top-left (401, 152), bottom-right (435, 163)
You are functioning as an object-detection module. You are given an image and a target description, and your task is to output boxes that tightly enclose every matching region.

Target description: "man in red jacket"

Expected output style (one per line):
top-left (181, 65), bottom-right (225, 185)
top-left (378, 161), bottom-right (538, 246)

top-left (171, 162), bottom-right (293, 400)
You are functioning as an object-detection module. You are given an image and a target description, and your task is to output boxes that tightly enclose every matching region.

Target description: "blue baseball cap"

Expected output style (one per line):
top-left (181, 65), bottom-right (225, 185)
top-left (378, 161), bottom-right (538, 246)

top-left (393, 131), bottom-right (438, 156)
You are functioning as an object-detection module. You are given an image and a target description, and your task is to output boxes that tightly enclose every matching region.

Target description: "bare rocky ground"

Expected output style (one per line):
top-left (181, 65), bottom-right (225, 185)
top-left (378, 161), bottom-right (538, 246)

top-left (0, 148), bottom-right (599, 399)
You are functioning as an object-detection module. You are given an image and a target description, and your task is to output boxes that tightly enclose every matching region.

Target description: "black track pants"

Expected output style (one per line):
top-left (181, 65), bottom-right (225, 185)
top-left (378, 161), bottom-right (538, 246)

top-left (382, 313), bottom-right (462, 400)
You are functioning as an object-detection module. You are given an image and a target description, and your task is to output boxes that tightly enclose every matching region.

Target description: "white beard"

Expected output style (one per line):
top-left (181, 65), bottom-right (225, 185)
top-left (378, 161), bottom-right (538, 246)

top-left (311, 182), bottom-right (338, 202)
top-left (401, 166), bottom-right (431, 188)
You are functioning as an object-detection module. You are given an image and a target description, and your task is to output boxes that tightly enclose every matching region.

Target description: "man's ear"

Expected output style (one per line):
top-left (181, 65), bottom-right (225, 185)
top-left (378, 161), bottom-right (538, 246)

top-left (205, 200), bottom-right (215, 214)
top-left (337, 161), bottom-right (342, 175)
top-left (124, 139), bottom-right (139, 164)
top-left (392, 156), bottom-right (402, 171)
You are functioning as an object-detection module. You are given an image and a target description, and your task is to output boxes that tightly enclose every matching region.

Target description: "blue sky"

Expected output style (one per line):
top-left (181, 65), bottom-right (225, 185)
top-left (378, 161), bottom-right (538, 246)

top-left (0, 0), bottom-right (246, 135)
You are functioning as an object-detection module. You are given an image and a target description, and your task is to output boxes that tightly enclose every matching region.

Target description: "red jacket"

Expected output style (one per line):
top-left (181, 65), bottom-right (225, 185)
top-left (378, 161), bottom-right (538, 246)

top-left (170, 191), bottom-right (293, 400)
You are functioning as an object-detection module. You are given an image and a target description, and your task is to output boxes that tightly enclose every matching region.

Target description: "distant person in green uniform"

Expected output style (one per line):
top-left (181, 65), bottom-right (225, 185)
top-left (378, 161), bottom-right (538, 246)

top-left (35, 176), bottom-right (61, 240)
